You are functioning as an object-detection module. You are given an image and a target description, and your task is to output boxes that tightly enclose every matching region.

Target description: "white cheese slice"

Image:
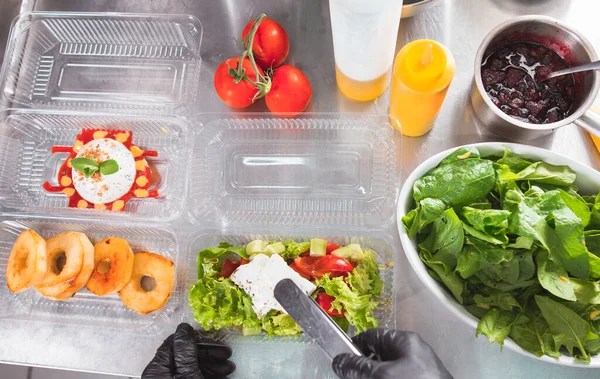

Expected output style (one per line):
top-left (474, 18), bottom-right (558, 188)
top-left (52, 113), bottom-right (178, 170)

top-left (72, 138), bottom-right (136, 204)
top-left (230, 253), bottom-right (316, 318)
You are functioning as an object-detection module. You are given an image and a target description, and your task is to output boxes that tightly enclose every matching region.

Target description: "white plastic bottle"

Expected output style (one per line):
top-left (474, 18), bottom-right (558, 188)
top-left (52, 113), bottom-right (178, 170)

top-left (329, 0), bottom-right (404, 101)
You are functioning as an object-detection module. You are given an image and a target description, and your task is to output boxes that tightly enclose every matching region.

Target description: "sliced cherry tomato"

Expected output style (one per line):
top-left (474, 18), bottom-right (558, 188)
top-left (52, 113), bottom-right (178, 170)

top-left (313, 255), bottom-right (354, 278)
top-left (242, 17), bottom-right (289, 70)
top-left (214, 57), bottom-right (264, 108)
top-left (289, 260), bottom-right (312, 280)
top-left (326, 243), bottom-right (341, 255)
top-left (294, 255), bottom-right (353, 279)
top-left (240, 258), bottom-right (250, 265)
top-left (265, 65), bottom-right (312, 117)
top-left (219, 258), bottom-right (241, 278)
top-left (316, 293), bottom-right (344, 317)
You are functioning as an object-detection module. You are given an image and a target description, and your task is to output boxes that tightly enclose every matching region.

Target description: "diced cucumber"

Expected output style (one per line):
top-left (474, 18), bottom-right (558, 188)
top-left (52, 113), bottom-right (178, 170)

top-left (347, 244), bottom-right (365, 263)
top-left (332, 244), bottom-right (365, 264)
top-left (246, 240), bottom-right (267, 255)
top-left (310, 238), bottom-right (327, 257)
top-left (264, 242), bottom-right (286, 255)
top-left (242, 325), bottom-right (262, 336)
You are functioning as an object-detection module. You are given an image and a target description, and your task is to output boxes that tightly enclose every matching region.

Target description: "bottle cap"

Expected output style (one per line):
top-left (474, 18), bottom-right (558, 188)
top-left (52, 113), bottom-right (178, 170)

top-left (402, 40), bottom-right (447, 89)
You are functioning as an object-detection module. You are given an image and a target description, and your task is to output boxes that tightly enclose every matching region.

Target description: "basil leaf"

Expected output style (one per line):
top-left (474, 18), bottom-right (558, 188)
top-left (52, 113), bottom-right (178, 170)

top-left (71, 157), bottom-right (99, 178)
top-left (99, 159), bottom-right (119, 175)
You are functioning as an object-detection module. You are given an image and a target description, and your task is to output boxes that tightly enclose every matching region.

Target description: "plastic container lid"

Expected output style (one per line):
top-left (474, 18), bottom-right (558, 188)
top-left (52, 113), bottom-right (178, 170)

top-left (0, 12), bottom-right (203, 116)
top-left (188, 115), bottom-right (400, 228)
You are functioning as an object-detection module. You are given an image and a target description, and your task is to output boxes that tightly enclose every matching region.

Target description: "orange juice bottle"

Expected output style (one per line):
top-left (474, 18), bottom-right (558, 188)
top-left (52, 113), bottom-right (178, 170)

top-left (329, 0), bottom-right (404, 102)
top-left (389, 40), bottom-right (455, 136)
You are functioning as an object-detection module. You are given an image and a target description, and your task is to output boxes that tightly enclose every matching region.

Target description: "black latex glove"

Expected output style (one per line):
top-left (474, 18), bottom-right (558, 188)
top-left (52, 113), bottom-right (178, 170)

top-left (142, 323), bottom-right (236, 379)
top-left (332, 328), bottom-right (453, 379)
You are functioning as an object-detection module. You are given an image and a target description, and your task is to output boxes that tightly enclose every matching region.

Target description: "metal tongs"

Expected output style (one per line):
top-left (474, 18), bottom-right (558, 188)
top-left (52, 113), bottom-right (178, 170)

top-left (274, 279), bottom-right (362, 359)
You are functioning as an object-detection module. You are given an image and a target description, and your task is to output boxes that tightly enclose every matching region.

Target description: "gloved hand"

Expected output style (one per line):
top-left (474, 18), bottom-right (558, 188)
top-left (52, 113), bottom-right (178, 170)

top-left (142, 323), bottom-right (236, 379)
top-left (332, 328), bottom-right (452, 379)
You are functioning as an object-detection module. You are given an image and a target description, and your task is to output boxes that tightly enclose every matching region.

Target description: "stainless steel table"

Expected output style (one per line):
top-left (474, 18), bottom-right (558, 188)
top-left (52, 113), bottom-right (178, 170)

top-left (1, 0), bottom-right (600, 377)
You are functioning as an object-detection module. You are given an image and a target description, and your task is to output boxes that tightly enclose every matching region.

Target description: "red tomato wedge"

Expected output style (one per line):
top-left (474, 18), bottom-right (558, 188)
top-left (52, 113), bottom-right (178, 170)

top-left (289, 261), bottom-right (312, 280)
top-left (294, 255), bottom-right (353, 279)
top-left (316, 293), bottom-right (344, 317)
top-left (326, 243), bottom-right (341, 255)
top-left (219, 258), bottom-right (241, 278)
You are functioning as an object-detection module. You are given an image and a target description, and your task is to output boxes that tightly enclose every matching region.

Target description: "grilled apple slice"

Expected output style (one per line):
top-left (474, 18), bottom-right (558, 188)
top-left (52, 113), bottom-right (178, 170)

top-left (35, 232), bottom-right (88, 298)
top-left (6, 230), bottom-right (47, 293)
top-left (118, 252), bottom-right (175, 315)
top-left (49, 233), bottom-right (95, 301)
top-left (86, 237), bottom-right (134, 296)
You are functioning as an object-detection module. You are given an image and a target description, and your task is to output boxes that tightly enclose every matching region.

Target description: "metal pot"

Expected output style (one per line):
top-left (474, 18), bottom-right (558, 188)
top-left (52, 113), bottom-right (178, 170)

top-left (471, 15), bottom-right (600, 140)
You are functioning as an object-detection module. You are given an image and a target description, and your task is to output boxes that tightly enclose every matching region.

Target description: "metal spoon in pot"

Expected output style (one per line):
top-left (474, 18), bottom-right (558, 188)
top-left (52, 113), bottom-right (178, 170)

top-left (544, 59), bottom-right (600, 80)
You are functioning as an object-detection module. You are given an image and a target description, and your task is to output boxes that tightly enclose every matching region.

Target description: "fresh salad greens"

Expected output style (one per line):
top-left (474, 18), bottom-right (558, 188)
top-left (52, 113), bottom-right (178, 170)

top-left (188, 239), bottom-right (385, 336)
top-left (404, 147), bottom-right (600, 362)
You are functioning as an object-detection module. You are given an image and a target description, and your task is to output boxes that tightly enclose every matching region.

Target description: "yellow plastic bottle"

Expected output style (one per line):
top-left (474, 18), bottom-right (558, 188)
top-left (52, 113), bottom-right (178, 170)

top-left (389, 40), bottom-right (455, 136)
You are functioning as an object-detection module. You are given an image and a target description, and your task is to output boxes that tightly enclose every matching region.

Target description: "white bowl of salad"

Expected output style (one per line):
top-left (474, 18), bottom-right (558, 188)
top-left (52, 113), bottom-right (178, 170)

top-left (398, 142), bottom-right (600, 367)
top-left (187, 234), bottom-right (395, 340)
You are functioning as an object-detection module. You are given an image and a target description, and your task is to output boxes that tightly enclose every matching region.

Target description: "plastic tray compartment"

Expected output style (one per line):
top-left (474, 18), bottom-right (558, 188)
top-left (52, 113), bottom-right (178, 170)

top-left (0, 215), bottom-right (183, 335)
top-left (189, 117), bottom-right (399, 227)
top-left (0, 12), bottom-right (202, 115)
top-left (0, 113), bottom-right (191, 221)
top-left (185, 231), bottom-right (397, 343)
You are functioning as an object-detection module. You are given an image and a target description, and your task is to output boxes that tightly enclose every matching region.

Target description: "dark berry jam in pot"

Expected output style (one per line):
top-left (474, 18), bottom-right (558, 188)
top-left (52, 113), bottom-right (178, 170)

top-left (481, 41), bottom-right (575, 125)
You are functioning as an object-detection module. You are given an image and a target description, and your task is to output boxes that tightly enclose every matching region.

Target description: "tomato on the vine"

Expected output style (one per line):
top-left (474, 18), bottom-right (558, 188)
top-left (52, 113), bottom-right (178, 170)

top-left (242, 17), bottom-right (289, 70)
top-left (214, 57), bottom-right (264, 108)
top-left (265, 65), bottom-right (312, 117)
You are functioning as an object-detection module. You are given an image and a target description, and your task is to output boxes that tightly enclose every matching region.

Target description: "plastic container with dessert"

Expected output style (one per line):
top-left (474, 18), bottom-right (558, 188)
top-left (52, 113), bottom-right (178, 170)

top-left (0, 213), bottom-right (183, 335)
top-left (0, 12), bottom-right (203, 221)
top-left (0, 112), bottom-right (192, 221)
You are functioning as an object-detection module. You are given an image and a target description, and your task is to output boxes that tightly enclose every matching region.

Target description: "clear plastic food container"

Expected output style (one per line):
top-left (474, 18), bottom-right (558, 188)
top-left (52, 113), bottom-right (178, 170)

top-left (188, 115), bottom-right (399, 228)
top-left (0, 12), bottom-right (202, 116)
top-left (0, 112), bottom-right (191, 222)
top-left (0, 214), bottom-right (184, 334)
top-left (185, 231), bottom-right (397, 343)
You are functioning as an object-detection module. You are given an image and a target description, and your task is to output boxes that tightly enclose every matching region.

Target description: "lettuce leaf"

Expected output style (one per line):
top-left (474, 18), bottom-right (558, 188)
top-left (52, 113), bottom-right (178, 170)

top-left (316, 274), bottom-right (378, 332)
top-left (262, 312), bottom-right (302, 336)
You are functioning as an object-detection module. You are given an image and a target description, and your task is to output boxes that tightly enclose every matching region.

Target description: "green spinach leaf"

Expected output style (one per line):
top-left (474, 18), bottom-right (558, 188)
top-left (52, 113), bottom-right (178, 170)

top-left (413, 159), bottom-right (496, 207)
top-left (535, 295), bottom-right (598, 361)
top-left (404, 198), bottom-right (446, 237)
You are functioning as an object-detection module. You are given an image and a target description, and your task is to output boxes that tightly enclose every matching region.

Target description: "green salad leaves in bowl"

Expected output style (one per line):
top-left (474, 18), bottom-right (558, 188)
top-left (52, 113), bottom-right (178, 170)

top-left (398, 143), bottom-right (600, 367)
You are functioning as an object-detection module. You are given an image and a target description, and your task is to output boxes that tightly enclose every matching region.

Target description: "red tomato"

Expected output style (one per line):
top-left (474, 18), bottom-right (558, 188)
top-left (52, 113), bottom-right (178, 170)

top-left (313, 255), bottom-right (354, 278)
top-left (289, 260), bottom-right (312, 280)
top-left (294, 255), bottom-right (353, 279)
top-left (326, 243), bottom-right (341, 255)
top-left (240, 258), bottom-right (250, 265)
top-left (265, 65), bottom-right (312, 117)
top-left (214, 57), bottom-right (264, 108)
top-left (219, 258), bottom-right (241, 278)
top-left (316, 293), bottom-right (344, 317)
top-left (242, 17), bottom-right (289, 69)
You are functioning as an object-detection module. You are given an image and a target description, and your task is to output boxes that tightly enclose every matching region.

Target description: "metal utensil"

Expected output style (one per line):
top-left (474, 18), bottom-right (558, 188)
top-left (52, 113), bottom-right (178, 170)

top-left (273, 279), bottom-right (362, 359)
top-left (546, 60), bottom-right (600, 80)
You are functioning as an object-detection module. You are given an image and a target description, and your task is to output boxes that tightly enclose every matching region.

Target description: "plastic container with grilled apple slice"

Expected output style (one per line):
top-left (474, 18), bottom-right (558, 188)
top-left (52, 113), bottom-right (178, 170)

top-left (0, 213), bottom-right (183, 335)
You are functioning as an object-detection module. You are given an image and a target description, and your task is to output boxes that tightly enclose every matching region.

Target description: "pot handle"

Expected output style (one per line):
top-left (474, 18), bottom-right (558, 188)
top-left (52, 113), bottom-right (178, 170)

top-left (574, 104), bottom-right (600, 137)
